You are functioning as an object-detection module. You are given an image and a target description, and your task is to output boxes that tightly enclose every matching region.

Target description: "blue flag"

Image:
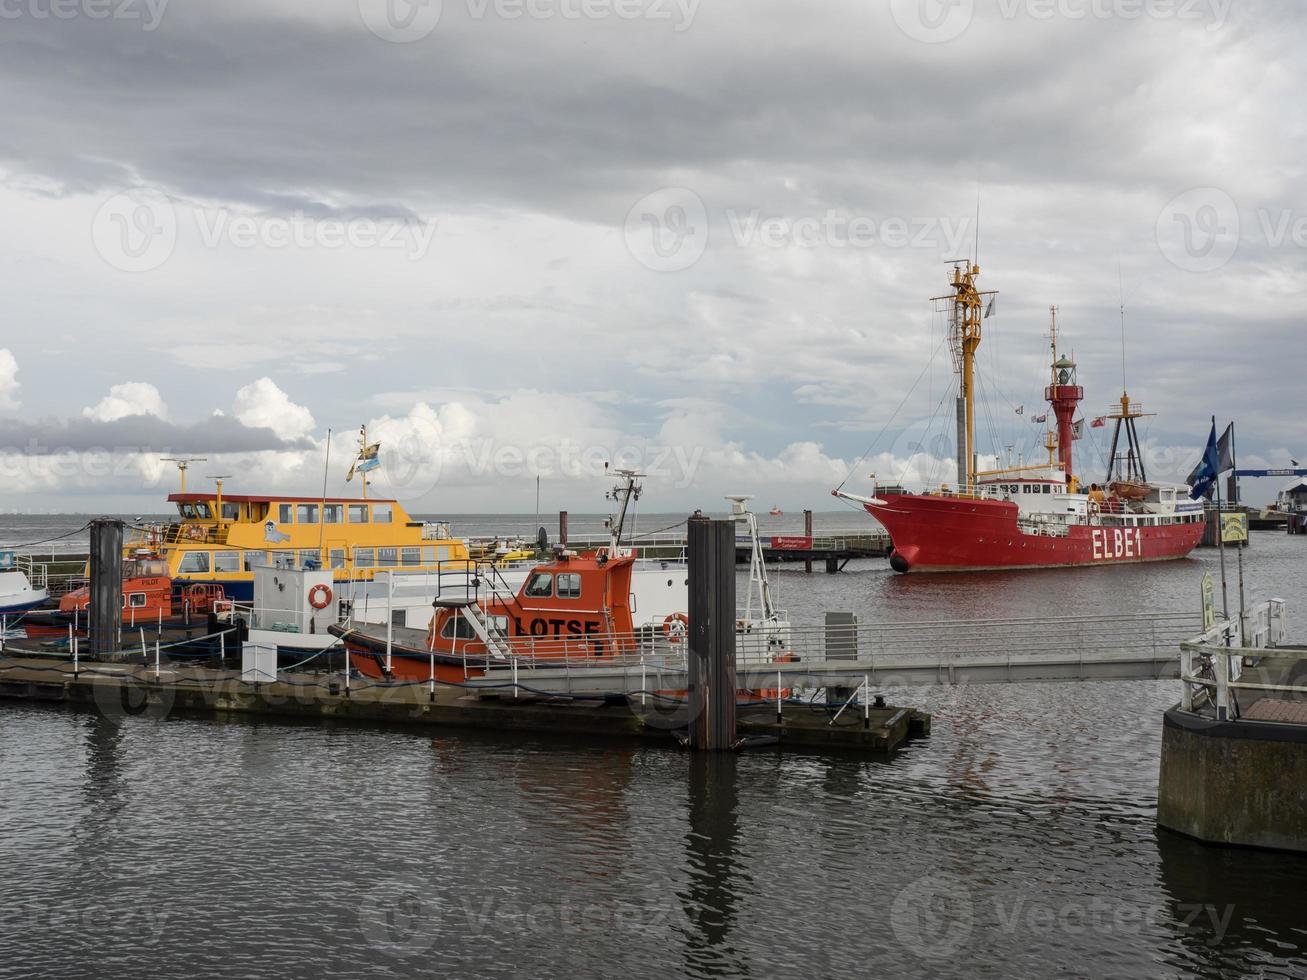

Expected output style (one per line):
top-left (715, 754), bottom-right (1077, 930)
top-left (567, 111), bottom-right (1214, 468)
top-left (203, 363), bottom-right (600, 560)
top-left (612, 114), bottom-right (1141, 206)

top-left (1187, 422), bottom-right (1220, 499)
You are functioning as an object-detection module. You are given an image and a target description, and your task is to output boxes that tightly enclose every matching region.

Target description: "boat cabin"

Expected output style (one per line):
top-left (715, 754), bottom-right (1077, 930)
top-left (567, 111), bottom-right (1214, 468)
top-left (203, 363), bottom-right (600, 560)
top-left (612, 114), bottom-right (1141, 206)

top-left (426, 549), bottom-right (638, 659)
top-left (126, 491), bottom-right (471, 595)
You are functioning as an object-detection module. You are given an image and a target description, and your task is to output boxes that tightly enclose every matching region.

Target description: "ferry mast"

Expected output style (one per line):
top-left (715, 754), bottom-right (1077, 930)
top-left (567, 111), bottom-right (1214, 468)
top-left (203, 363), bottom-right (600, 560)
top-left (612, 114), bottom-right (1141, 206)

top-left (935, 261), bottom-right (996, 488)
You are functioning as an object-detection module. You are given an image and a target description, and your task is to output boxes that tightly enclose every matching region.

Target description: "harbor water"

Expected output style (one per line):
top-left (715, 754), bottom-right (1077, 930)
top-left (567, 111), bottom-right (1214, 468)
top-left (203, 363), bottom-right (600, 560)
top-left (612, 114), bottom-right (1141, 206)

top-left (1, 517), bottom-right (1305, 978)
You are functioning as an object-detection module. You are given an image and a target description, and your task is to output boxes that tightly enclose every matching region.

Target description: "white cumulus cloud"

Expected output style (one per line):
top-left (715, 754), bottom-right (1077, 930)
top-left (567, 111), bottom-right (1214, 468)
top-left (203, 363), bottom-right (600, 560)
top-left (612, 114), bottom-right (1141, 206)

top-left (233, 377), bottom-right (316, 440)
top-left (0, 349), bottom-right (18, 412)
top-left (82, 382), bottom-right (168, 422)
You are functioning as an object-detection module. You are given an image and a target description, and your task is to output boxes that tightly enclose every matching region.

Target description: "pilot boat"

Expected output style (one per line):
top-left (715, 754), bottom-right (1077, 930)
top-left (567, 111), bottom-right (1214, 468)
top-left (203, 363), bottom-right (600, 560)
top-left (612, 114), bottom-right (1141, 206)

top-left (329, 492), bottom-right (794, 689)
top-left (19, 551), bottom-right (228, 638)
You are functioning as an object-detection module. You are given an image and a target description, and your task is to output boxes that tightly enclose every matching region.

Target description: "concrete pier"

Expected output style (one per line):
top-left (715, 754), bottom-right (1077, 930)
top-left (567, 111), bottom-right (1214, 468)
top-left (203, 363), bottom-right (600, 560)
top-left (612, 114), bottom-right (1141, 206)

top-left (1157, 602), bottom-right (1307, 852)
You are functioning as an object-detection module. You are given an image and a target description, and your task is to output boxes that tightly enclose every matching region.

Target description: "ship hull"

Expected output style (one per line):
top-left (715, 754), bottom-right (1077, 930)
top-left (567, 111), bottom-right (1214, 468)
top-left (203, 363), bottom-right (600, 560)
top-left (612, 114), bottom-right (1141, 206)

top-left (867, 495), bottom-right (1205, 573)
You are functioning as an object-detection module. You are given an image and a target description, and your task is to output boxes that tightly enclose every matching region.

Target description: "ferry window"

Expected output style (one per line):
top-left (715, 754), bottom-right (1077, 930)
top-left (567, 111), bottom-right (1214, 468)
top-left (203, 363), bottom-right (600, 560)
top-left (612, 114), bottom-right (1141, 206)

top-left (348, 504), bottom-right (369, 524)
top-left (322, 504), bottom-right (343, 524)
top-left (378, 547), bottom-right (398, 566)
top-left (279, 504), bottom-right (293, 524)
top-left (524, 572), bottom-right (553, 598)
top-left (401, 547), bottom-right (421, 566)
top-left (557, 573), bottom-right (581, 599)
top-left (330, 548), bottom-right (346, 569)
top-left (270, 550), bottom-right (294, 568)
top-left (1043, 485), bottom-right (1051, 493)
top-left (422, 546), bottom-right (436, 563)
top-left (179, 503), bottom-right (197, 518)
top-left (300, 549), bottom-right (321, 569)
top-left (127, 592), bottom-right (148, 608)
top-left (178, 552), bottom-right (210, 574)
top-left (221, 503), bottom-right (240, 521)
top-left (195, 503), bottom-right (212, 519)
top-left (213, 552), bottom-right (240, 573)
top-left (436, 545), bottom-right (450, 562)
top-left (297, 504), bottom-right (319, 525)
top-left (354, 547), bottom-right (375, 568)
top-left (391, 610), bottom-right (407, 629)
top-left (374, 504), bottom-right (393, 524)
top-left (243, 551), bottom-right (267, 571)
top-left (441, 616), bottom-right (477, 641)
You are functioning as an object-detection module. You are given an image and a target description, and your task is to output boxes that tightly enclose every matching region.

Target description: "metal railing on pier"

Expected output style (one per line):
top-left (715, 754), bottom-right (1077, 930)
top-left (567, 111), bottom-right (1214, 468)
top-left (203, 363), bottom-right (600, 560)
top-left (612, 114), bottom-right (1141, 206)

top-left (449, 610), bottom-right (1203, 694)
top-left (1179, 599), bottom-right (1293, 721)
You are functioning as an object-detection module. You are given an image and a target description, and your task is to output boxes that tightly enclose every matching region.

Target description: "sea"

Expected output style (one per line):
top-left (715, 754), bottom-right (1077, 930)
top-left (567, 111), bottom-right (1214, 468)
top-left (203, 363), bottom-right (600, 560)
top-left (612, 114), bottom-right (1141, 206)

top-left (1, 513), bottom-right (1305, 979)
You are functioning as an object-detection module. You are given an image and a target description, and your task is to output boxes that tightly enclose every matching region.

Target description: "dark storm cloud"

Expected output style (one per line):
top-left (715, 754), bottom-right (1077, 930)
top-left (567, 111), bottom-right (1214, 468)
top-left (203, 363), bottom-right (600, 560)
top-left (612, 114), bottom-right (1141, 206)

top-left (0, 1), bottom-right (1253, 218)
top-left (0, 414), bottom-right (312, 454)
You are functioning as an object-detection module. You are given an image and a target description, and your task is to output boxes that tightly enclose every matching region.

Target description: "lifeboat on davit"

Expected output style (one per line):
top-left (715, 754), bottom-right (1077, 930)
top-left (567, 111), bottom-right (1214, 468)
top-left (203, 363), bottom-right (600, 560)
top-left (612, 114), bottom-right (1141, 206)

top-left (330, 548), bottom-right (647, 684)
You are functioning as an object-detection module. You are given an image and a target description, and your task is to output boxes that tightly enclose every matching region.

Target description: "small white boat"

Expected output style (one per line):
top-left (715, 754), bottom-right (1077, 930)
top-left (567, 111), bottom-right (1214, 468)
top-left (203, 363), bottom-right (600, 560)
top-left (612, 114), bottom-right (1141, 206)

top-left (0, 570), bottom-right (49, 615)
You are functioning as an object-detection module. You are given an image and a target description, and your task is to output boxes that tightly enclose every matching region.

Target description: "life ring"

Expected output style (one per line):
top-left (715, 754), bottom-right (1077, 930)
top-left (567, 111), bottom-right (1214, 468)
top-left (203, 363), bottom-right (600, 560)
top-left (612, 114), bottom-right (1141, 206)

top-left (308, 583), bottom-right (334, 610)
top-left (662, 612), bottom-right (689, 643)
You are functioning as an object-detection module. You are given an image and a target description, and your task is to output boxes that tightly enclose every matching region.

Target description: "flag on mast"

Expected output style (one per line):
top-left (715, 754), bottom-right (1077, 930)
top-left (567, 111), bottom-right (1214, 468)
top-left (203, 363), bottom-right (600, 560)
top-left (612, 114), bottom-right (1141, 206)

top-left (1216, 422), bottom-right (1235, 474)
top-left (1071, 419), bottom-right (1085, 440)
top-left (1031, 413), bottom-right (1047, 424)
top-left (1187, 422), bottom-right (1220, 499)
top-left (1015, 405), bottom-right (1024, 415)
top-left (348, 442), bottom-right (381, 481)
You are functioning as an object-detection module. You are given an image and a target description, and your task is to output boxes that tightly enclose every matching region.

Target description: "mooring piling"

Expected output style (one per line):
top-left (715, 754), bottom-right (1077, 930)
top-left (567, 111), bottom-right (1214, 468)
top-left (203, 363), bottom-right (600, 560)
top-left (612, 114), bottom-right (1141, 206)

top-left (687, 516), bottom-right (737, 751)
top-left (88, 519), bottom-right (124, 656)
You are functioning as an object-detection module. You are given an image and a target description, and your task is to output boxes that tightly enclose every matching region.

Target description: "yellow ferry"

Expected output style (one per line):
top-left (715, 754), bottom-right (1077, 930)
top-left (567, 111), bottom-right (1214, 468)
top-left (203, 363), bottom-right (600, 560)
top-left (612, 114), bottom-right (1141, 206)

top-left (126, 488), bottom-right (471, 602)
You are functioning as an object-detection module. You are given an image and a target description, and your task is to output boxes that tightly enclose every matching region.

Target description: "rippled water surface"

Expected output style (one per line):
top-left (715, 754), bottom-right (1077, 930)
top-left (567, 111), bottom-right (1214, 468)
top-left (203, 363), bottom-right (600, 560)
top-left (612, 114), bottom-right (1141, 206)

top-left (2, 520), bottom-right (1306, 978)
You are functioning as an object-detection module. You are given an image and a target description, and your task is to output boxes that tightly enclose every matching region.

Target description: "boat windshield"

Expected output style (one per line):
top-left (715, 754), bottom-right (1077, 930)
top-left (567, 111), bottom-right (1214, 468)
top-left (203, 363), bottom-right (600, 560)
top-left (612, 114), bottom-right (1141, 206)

top-left (123, 559), bottom-right (167, 578)
top-left (523, 572), bottom-right (553, 598)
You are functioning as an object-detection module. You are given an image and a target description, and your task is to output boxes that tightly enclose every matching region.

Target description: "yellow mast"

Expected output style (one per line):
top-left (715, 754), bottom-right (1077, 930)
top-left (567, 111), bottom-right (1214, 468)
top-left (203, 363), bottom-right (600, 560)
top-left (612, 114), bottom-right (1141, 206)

top-left (936, 262), bottom-right (996, 488)
top-left (360, 424), bottom-right (369, 500)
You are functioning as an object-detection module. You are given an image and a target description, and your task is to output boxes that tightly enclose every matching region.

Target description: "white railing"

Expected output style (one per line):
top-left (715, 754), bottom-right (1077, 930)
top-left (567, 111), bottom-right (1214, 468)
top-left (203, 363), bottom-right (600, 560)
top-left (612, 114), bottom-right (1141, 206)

top-left (1179, 598), bottom-right (1289, 720)
top-left (406, 610), bottom-right (1198, 674)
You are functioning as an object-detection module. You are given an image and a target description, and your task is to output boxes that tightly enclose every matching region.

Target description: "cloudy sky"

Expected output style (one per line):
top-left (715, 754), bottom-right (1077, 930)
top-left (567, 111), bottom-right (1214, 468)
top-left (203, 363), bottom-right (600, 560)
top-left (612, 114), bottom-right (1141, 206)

top-left (0, 0), bottom-right (1301, 513)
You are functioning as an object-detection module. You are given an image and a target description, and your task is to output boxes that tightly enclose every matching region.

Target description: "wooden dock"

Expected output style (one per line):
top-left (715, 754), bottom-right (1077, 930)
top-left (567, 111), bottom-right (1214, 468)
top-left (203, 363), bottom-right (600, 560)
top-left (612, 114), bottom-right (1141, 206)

top-left (0, 655), bottom-right (927, 754)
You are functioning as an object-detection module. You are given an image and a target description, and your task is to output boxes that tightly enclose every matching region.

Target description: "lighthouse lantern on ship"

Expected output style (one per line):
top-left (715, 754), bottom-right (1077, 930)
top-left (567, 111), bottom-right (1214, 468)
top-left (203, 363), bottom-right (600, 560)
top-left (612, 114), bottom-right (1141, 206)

top-left (1045, 310), bottom-right (1084, 483)
top-left (833, 265), bottom-right (1207, 573)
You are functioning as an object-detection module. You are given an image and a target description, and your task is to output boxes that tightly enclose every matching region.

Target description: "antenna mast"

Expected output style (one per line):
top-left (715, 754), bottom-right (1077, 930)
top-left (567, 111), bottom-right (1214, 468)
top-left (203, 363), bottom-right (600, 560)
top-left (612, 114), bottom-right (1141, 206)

top-left (161, 457), bottom-right (207, 495)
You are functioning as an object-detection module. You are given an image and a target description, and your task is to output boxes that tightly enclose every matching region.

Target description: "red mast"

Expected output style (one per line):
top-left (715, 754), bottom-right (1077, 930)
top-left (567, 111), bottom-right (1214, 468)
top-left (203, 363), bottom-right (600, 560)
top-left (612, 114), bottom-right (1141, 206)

top-left (1043, 307), bottom-right (1083, 481)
